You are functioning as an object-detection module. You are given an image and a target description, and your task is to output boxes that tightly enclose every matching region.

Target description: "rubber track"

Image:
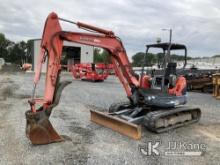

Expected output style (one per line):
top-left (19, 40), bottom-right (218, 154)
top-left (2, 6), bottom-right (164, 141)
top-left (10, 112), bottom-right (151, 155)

top-left (143, 106), bottom-right (201, 133)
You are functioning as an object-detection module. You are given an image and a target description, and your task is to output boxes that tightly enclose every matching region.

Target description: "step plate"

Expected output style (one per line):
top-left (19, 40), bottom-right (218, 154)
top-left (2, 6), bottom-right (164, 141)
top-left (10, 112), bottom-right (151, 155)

top-left (90, 110), bottom-right (141, 140)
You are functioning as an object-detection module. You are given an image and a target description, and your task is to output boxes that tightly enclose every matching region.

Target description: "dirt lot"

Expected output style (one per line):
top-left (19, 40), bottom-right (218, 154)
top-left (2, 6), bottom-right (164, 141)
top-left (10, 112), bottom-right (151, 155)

top-left (0, 72), bottom-right (219, 165)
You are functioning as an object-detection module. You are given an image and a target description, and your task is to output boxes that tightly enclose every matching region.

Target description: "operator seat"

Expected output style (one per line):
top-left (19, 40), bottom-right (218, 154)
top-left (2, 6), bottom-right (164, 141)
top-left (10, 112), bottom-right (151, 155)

top-left (168, 75), bottom-right (187, 96)
top-left (138, 62), bottom-right (187, 108)
top-left (165, 62), bottom-right (177, 87)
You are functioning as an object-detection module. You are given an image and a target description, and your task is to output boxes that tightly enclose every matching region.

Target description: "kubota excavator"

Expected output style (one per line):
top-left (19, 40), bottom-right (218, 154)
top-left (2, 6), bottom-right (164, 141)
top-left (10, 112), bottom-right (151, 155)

top-left (26, 12), bottom-right (201, 145)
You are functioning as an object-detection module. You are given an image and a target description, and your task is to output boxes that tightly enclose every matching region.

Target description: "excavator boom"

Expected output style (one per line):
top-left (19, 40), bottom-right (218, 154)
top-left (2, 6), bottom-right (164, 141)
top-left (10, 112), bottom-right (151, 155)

top-left (26, 12), bottom-right (140, 144)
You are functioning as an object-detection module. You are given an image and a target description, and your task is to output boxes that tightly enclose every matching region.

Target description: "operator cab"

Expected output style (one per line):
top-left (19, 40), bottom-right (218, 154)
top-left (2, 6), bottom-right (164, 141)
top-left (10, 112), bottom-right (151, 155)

top-left (138, 42), bottom-right (187, 108)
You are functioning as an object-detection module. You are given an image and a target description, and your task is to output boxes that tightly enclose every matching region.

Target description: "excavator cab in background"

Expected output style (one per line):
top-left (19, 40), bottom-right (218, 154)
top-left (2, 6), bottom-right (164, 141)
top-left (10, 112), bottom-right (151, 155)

top-left (26, 12), bottom-right (201, 145)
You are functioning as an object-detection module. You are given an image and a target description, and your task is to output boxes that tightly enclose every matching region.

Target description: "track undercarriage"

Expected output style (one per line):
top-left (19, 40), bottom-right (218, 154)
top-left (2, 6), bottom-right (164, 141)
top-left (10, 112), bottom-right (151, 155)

top-left (91, 101), bottom-right (201, 139)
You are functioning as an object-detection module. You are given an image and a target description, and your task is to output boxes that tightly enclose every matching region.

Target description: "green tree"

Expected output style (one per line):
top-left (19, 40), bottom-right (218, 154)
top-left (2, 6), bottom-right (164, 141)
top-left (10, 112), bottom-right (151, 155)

top-left (0, 33), bottom-right (13, 61)
top-left (94, 47), bottom-right (111, 64)
top-left (26, 40), bottom-right (33, 63)
top-left (146, 53), bottom-right (157, 66)
top-left (131, 52), bottom-right (145, 67)
top-left (131, 51), bottom-right (193, 67)
top-left (212, 54), bottom-right (220, 58)
top-left (0, 33), bottom-right (30, 64)
top-left (131, 52), bottom-right (157, 67)
top-left (8, 41), bottom-right (27, 65)
top-left (156, 52), bottom-right (164, 67)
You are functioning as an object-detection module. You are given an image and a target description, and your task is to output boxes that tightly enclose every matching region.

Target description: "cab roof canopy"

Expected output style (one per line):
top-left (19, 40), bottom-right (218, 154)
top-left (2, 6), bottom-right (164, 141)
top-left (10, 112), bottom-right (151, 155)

top-left (146, 42), bottom-right (186, 50)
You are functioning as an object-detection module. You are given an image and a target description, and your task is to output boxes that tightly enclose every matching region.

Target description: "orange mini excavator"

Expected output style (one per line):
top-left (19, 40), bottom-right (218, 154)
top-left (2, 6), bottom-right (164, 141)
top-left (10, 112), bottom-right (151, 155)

top-left (26, 12), bottom-right (201, 145)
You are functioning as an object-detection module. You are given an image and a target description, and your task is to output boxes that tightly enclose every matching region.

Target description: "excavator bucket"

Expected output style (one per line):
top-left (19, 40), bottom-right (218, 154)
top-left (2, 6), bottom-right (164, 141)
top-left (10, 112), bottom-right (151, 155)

top-left (25, 81), bottom-right (72, 145)
top-left (25, 109), bottom-right (63, 145)
top-left (90, 110), bottom-right (141, 140)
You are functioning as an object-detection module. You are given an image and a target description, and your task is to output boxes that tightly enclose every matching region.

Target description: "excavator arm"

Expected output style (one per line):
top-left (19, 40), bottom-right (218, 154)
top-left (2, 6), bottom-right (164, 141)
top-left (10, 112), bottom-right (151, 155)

top-left (26, 12), bottom-right (140, 144)
top-left (32, 12), bottom-right (139, 109)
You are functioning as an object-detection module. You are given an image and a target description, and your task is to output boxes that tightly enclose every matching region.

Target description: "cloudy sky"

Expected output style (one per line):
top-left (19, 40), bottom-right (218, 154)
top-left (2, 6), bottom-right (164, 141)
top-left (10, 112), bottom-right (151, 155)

top-left (0, 0), bottom-right (220, 57)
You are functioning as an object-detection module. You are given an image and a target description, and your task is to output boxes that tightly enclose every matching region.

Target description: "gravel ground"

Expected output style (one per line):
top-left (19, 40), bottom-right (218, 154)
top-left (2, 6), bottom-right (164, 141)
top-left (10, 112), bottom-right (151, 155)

top-left (0, 72), bottom-right (219, 165)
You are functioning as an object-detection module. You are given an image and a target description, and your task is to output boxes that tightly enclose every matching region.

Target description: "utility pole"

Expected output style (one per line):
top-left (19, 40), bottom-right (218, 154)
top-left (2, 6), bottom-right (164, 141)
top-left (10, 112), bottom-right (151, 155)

top-left (161, 28), bottom-right (172, 92)
top-left (162, 28), bottom-right (172, 61)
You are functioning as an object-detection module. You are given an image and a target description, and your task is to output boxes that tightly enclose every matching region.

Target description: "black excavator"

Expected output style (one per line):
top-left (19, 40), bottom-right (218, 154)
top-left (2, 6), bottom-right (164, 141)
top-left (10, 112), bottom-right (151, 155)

top-left (91, 42), bottom-right (201, 139)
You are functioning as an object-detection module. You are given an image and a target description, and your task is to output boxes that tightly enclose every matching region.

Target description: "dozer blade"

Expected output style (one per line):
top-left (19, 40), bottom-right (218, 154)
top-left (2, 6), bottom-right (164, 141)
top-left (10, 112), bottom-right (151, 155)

top-left (90, 110), bottom-right (141, 140)
top-left (25, 109), bottom-right (63, 145)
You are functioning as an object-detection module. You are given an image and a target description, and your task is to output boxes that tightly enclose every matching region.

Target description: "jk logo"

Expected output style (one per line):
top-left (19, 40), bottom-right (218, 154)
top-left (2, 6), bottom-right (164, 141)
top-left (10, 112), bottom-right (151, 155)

top-left (139, 141), bottom-right (160, 156)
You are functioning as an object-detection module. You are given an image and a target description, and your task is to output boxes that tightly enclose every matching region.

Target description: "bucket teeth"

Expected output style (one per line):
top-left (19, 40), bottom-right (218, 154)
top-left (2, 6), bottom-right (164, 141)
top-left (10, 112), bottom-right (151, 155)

top-left (25, 110), bottom-right (63, 145)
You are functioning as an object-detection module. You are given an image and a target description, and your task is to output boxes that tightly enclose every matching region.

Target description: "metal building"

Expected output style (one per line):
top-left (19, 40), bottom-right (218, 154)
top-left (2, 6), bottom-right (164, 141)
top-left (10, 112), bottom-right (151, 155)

top-left (30, 39), bottom-right (94, 72)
